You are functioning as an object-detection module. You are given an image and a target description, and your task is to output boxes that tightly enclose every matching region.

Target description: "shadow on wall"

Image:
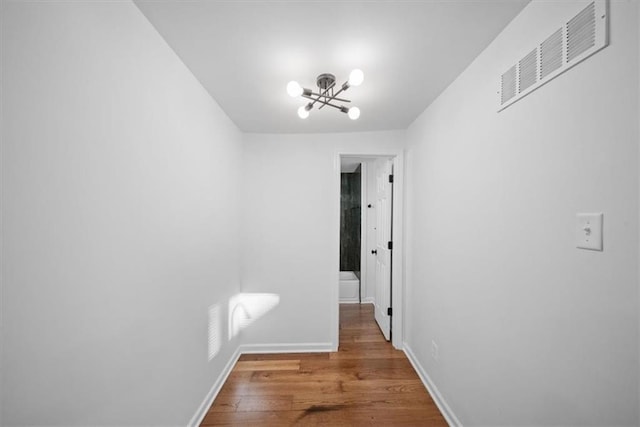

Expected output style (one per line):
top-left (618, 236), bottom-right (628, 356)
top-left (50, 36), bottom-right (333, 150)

top-left (207, 293), bottom-right (280, 360)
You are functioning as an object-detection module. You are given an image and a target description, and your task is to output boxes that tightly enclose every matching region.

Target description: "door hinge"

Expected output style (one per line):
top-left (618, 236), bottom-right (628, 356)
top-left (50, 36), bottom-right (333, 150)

top-left (388, 241), bottom-right (393, 250)
top-left (387, 307), bottom-right (393, 316)
top-left (388, 174), bottom-right (394, 183)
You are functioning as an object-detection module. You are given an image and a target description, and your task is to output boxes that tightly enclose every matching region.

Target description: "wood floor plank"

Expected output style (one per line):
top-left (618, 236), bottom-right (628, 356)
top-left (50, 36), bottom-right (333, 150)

top-left (338, 341), bottom-right (404, 351)
top-left (329, 349), bottom-right (407, 360)
top-left (236, 395), bottom-right (294, 412)
top-left (217, 380), bottom-right (343, 397)
top-left (234, 360), bottom-right (301, 372)
top-left (299, 357), bottom-right (412, 372)
top-left (352, 334), bottom-right (388, 343)
top-left (239, 352), bottom-right (330, 361)
top-left (340, 378), bottom-right (427, 394)
top-left (207, 395), bottom-right (240, 413)
top-left (249, 370), bottom-right (360, 383)
top-left (203, 409), bottom-right (447, 426)
top-left (200, 304), bottom-right (447, 426)
top-left (290, 391), bottom-right (436, 411)
top-left (201, 410), bottom-right (303, 426)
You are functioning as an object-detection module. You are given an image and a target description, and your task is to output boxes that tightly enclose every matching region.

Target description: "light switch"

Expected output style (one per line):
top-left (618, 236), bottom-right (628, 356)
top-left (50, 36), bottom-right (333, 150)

top-left (576, 213), bottom-right (603, 251)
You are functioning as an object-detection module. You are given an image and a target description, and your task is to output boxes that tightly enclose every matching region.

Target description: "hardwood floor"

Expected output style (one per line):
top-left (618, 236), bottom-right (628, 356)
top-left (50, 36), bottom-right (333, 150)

top-left (201, 304), bottom-right (447, 426)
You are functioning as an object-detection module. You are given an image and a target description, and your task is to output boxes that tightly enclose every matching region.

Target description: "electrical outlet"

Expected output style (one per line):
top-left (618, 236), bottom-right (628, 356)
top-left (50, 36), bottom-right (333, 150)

top-left (431, 340), bottom-right (439, 361)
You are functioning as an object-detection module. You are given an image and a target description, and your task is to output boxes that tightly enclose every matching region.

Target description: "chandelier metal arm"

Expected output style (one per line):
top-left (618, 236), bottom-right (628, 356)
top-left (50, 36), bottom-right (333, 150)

top-left (306, 91), bottom-right (351, 103)
top-left (301, 94), bottom-right (344, 111)
top-left (318, 81), bottom-right (349, 110)
top-left (307, 82), bottom-right (336, 110)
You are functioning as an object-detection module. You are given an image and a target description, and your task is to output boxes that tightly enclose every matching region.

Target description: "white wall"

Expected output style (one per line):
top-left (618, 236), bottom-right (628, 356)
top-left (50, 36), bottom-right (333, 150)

top-left (405, 1), bottom-right (639, 425)
top-left (240, 132), bottom-right (404, 349)
top-left (1, 2), bottom-right (242, 425)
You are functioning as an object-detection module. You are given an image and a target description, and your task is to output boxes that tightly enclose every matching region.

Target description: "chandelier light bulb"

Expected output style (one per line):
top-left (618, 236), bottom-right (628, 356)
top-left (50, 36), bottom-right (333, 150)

top-left (348, 107), bottom-right (360, 120)
top-left (348, 69), bottom-right (364, 87)
top-left (297, 105), bottom-right (310, 119)
top-left (287, 81), bottom-right (303, 97)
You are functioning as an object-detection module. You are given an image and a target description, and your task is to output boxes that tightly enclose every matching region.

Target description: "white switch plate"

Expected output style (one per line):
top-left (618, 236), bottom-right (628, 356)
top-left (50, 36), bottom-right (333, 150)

top-left (576, 213), bottom-right (603, 251)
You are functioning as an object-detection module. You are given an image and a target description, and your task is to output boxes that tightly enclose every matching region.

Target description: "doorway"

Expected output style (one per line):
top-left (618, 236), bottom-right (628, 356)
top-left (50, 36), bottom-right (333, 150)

top-left (334, 151), bottom-right (404, 350)
top-left (339, 161), bottom-right (362, 303)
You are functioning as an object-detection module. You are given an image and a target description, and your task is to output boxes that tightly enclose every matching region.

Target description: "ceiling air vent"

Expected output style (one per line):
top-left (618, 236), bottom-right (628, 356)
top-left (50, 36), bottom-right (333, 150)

top-left (518, 48), bottom-right (537, 93)
top-left (498, 0), bottom-right (608, 111)
top-left (567, 2), bottom-right (596, 62)
top-left (501, 65), bottom-right (517, 105)
top-left (540, 29), bottom-right (563, 80)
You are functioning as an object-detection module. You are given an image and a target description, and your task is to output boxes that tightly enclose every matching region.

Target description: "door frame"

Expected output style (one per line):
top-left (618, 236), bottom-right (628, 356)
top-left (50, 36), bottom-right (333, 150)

top-left (332, 148), bottom-right (405, 350)
top-left (359, 160), bottom-right (368, 303)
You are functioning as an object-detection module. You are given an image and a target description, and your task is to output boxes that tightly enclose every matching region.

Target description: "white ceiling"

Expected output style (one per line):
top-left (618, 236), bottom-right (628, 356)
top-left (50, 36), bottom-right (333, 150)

top-left (134, 0), bottom-right (528, 134)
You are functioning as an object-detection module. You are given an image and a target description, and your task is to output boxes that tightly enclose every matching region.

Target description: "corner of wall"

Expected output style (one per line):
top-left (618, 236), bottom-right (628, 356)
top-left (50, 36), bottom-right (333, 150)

top-left (188, 346), bottom-right (242, 427)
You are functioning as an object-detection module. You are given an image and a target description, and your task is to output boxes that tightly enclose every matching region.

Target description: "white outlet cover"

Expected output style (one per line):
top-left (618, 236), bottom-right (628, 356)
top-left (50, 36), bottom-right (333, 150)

top-left (576, 213), bottom-right (603, 251)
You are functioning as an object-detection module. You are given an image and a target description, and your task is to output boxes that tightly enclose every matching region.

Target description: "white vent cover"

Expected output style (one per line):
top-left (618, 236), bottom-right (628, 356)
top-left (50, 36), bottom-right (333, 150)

top-left (498, 0), bottom-right (608, 111)
top-left (500, 65), bottom-right (516, 105)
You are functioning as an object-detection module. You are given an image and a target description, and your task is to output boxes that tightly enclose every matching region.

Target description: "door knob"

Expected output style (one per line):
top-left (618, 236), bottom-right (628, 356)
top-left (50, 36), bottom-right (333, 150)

top-left (371, 250), bottom-right (377, 255)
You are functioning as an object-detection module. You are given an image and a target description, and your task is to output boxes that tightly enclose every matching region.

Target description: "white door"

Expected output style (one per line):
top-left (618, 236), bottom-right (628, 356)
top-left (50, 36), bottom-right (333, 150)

top-left (374, 158), bottom-right (393, 340)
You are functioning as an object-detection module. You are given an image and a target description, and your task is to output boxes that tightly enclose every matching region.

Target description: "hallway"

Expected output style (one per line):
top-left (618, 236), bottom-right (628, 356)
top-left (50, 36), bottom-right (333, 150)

top-left (201, 304), bottom-right (447, 425)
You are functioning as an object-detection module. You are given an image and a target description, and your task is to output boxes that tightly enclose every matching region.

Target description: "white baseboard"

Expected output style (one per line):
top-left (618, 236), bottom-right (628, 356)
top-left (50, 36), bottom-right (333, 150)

top-left (239, 342), bottom-right (334, 354)
top-left (188, 346), bottom-right (241, 427)
top-left (361, 297), bottom-right (374, 304)
top-left (403, 343), bottom-right (462, 427)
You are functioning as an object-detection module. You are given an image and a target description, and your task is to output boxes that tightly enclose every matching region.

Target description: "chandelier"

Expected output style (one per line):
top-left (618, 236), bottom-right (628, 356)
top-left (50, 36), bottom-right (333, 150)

top-left (286, 69), bottom-right (364, 120)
